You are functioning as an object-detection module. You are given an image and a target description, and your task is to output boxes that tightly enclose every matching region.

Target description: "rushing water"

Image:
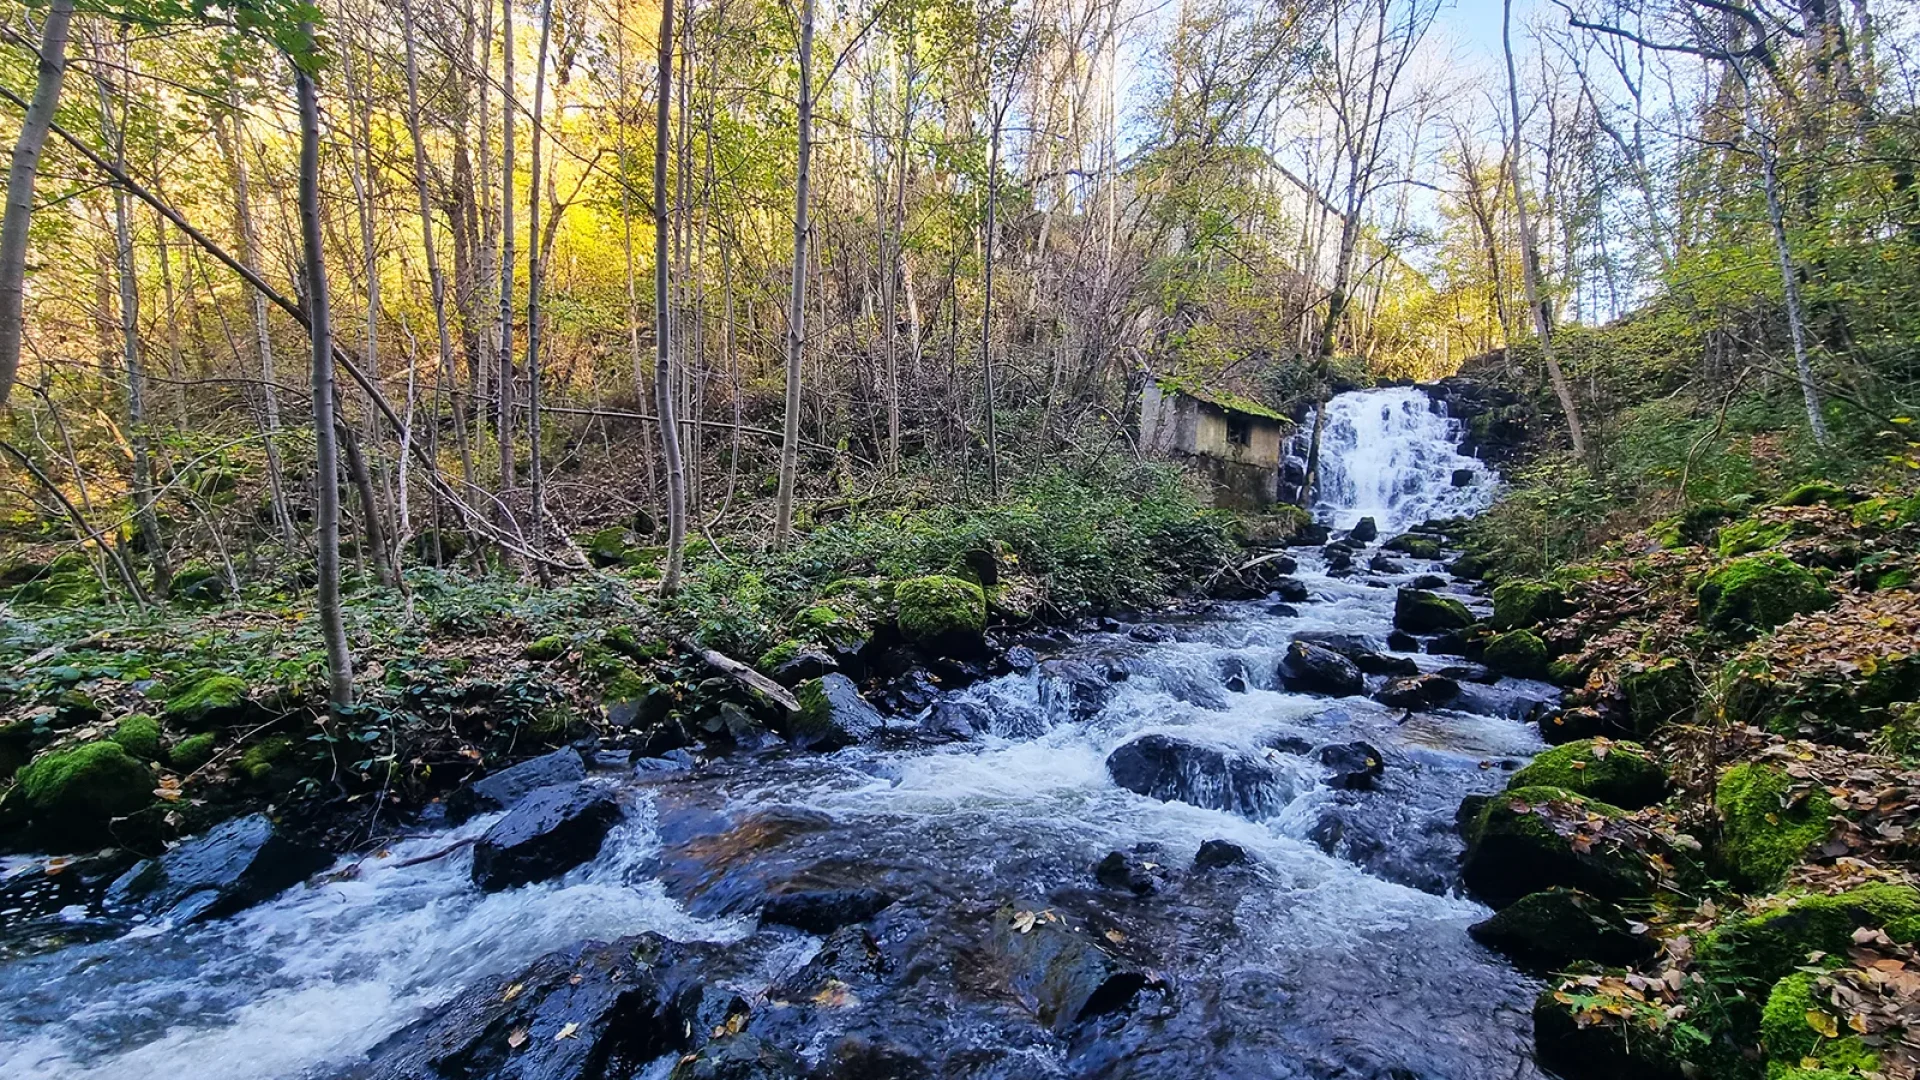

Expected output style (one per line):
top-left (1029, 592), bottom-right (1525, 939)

top-left (0, 387), bottom-right (1547, 1080)
top-left (1311, 386), bottom-right (1497, 532)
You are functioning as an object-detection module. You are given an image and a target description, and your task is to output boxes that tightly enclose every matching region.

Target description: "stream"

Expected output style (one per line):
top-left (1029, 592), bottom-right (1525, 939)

top-left (0, 386), bottom-right (1553, 1080)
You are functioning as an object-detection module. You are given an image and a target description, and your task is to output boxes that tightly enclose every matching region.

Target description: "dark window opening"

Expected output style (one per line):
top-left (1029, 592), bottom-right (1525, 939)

top-left (1226, 414), bottom-right (1252, 447)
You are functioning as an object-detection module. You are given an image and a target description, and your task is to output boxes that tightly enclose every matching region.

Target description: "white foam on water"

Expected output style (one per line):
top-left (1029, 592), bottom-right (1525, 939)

top-left (1311, 387), bottom-right (1498, 531)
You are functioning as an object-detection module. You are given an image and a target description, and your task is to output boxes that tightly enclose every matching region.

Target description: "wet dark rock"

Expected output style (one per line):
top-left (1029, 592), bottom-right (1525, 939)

top-left (1291, 632), bottom-right (1419, 677)
top-left (1532, 989), bottom-right (1689, 1080)
top-left (470, 784), bottom-right (623, 893)
top-left (1411, 574), bottom-right (1448, 590)
top-left (1265, 603), bottom-right (1299, 618)
top-left (1348, 517), bottom-right (1379, 543)
top-left (1424, 632), bottom-right (1472, 657)
top-left (760, 888), bottom-right (897, 934)
top-left (1325, 551), bottom-right (1355, 575)
top-left (1455, 794), bottom-right (1492, 837)
top-left (1461, 788), bottom-right (1653, 908)
top-left (106, 813), bottom-right (330, 925)
top-left (923, 699), bottom-right (991, 742)
top-left (875, 668), bottom-right (943, 716)
top-left (669, 1034), bottom-right (806, 1080)
top-left (986, 905), bottom-right (1153, 1031)
top-left (353, 933), bottom-right (698, 1080)
top-left (1105, 733), bottom-right (1292, 818)
top-left (1374, 674), bottom-right (1460, 711)
top-left (791, 674), bottom-right (887, 751)
top-left (769, 649), bottom-right (837, 686)
top-left (633, 752), bottom-right (694, 775)
top-left (1309, 798), bottom-right (1461, 895)
top-left (1003, 645), bottom-right (1040, 673)
top-left (1537, 705), bottom-right (1624, 745)
top-left (446, 748), bottom-right (586, 824)
top-left (1207, 555), bottom-right (1300, 601)
top-left (1288, 521), bottom-right (1331, 547)
top-left (1452, 680), bottom-right (1559, 723)
top-left (1317, 741), bottom-right (1385, 790)
top-left (1368, 554), bottom-right (1407, 574)
top-left (1386, 630), bottom-right (1420, 652)
top-left (1126, 624), bottom-right (1172, 643)
top-left (1279, 641), bottom-right (1363, 696)
top-left (1094, 851), bottom-right (1157, 895)
top-left (1452, 468), bottom-right (1476, 487)
top-left (1468, 888), bottom-right (1654, 972)
top-left (1039, 658), bottom-right (1116, 724)
top-left (1265, 734), bottom-right (1314, 755)
top-left (1193, 839), bottom-right (1251, 870)
top-left (1271, 577), bottom-right (1311, 603)
top-left (1224, 673), bottom-right (1248, 693)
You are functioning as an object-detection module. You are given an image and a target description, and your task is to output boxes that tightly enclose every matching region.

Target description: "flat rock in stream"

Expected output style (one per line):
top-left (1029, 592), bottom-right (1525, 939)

top-left (446, 748), bottom-right (586, 824)
top-left (470, 784), bottom-right (622, 893)
top-left (1291, 631), bottom-right (1417, 676)
top-left (1106, 733), bottom-right (1294, 818)
top-left (986, 905), bottom-right (1154, 1031)
top-left (106, 813), bottom-right (331, 925)
top-left (350, 933), bottom-right (700, 1080)
top-left (760, 888), bottom-right (897, 934)
top-left (1374, 673), bottom-right (1461, 710)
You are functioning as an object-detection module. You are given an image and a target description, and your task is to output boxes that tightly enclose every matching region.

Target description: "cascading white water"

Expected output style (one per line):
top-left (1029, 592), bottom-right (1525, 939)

top-left (1310, 386), bottom-right (1496, 531)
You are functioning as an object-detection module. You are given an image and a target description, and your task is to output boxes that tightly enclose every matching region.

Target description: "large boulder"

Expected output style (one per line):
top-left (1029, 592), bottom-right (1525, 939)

top-left (106, 813), bottom-right (331, 924)
top-left (1697, 554), bottom-right (1831, 637)
top-left (985, 904), bottom-right (1152, 1031)
top-left (446, 748), bottom-right (587, 823)
top-left (1105, 733), bottom-right (1294, 819)
top-left (1713, 763), bottom-right (1833, 892)
top-left (1278, 641), bottom-right (1363, 696)
top-left (1702, 884), bottom-right (1920, 997)
top-left (163, 673), bottom-right (268, 730)
top-left (1038, 658), bottom-right (1117, 725)
top-left (1510, 739), bottom-right (1667, 810)
top-left (12, 741), bottom-right (154, 851)
top-left (470, 785), bottom-right (623, 893)
top-left (1491, 580), bottom-right (1565, 630)
top-left (1382, 533), bottom-right (1443, 559)
top-left (1761, 972), bottom-right (1880, 1076)
top-left (1373, 674), bottom-right (1460, 710)
top-left (1468, 888), bottom-right (1653, 972)
top-left (1393, 588), bottom-right (1473, 634)
top-left (1291, 631), bottom-right (1417, 676)
top-left (790, 674), bottom-right (886, 751)
top-left (894, 574), bottom-right (987, 655)
top-left (1482, 630), bottom-right (1551, 680)
top-left (1460, 786), bottom-right (1652, 908)
top-left (1348, 517), bottom-right (1379, 543)
top-left (354, 933), bottom-right (701, 1080)
top-left (1532, 983), bottom-right (1691, 1080)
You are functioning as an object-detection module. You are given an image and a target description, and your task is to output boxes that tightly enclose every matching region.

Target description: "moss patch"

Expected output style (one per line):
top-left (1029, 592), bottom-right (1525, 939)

top-left (1383, 533), bottom-right (1443, 559)
top-left (1492, 580), bottom-right (1564, 630)
top-left (1462, 785), bottom-right (1652, 907)
top-left (1760, 971), bottom-right (1878, 1076)
top-left (163, 673), bottom-right (257, 729)
top-left (524, 634), bottom-right (569, 661)
top-left (894, 575), bottom-right (986, 647)
top-left (239, 734), bottom-right (297, 782)
top-left (111, 714), bottom-right (162, 761)
top-left (14, 741), bottom-right (154, 850)
top-left (1698, 554), bottom-right (1831, 637)
top-left (1715, 763), bottom-right (1833, 892)
top-left (1468, 887), bottom-right (1651, 971)
top-left (1622, 659), bottom-right (1695, 734)
top-left (168, 732), bottom-right (217, 772)
top-left (1484, 629), bottom-right (1551, 680)
top-left (1511, 739), bottom-right (1667, 809)
top-left (1393, 588), bottom-right (1473, 633)
top-left (1705, 884), bottom-right (1920, 995)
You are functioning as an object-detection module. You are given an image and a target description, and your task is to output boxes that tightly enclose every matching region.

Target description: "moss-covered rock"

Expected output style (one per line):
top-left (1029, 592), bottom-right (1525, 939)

top-left (168, 563), bottom-right (227, 603)
top-left (1717, 517), bottom-right (1799, 559)
top-left (1761, 971), bottom-right (1878, 1076)
top-left (111, 714), bottom-right (163, 761)
top-left (1492, 580), bottom-right (1565, 630)
top-left (1484, 629), bottom-right (1552, 680)
top-left (582, 526), bottom-right (633, 569)
top-left (1511, 739), bottom-right (1667, 809)
top-left (1704, 884), bottom-right (1920, 995)
top-left (163, 673), bottom-right (262, 730)
top-left (1383, 533), bottom-right (1443, 559)
top-left (1393, 588), bottom-right (1473, 634)
top-left (1776, 481), bottom-right (1854, 508)
top-left (239, 734), bottom-right (297, 783)
top-left (1621, 659), bottom-right (1695, 734)
top-left (524, 634), bottom-right (569, 661)
top-left (168, 732), bottom-right (218, 772)
top-left (756, 639), bottom-right (804, 673)
top-left (1714, 763), bottom-right (1833, 892)
top-left (1461, 786), bottom-right (1653, 908)
top-left (1468, 887), bottom-right (1653, 971)
top-left (790, 674), bottom-right (885, 751)
top-left (14, 741), bottom-right (154, 850)
top-left (1698, 554), bottom-right (1831, 637)
top-left (894, 574), bottom-right (986, 653)
top-left (1531, 983), bottom-right (1693, 1080)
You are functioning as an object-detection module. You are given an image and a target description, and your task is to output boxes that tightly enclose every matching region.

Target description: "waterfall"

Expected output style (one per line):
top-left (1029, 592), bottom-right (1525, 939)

top-left (1310, 387), bottom-right (1496, 532)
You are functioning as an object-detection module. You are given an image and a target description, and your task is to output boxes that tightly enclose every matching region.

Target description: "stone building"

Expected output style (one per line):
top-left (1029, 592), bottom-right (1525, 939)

top-left (1138, 380), bottom-right (1290, 508)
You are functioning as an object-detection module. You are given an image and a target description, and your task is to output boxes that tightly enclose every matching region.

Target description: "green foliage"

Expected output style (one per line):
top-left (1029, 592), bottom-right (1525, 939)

top-left (1714, 763), bottom-right (1832, 892)
top-left (1511, 739), bottom-right (1667, 809)
top-left (1698, 555), bottom-right (1832, 637)
top-left (238, 733), bottom-right (296, 782)
top-left (524, 634), bottom-right (569, 661)
top-left (1463, 455), bottom-right (1615, 580)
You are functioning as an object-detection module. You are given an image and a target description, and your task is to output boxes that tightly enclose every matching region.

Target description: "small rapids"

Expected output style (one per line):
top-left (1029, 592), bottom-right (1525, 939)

top-left (0, 387), bottom-right (1547, 1080)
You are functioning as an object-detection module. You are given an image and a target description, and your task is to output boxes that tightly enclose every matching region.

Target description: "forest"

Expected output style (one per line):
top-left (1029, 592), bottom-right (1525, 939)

top-left (0, 0), bottom-right (1917, 1077)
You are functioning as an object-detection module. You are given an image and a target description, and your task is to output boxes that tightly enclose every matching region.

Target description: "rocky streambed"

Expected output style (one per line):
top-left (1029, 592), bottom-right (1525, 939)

top-left (0, 388), bottom-right (1563, 1080)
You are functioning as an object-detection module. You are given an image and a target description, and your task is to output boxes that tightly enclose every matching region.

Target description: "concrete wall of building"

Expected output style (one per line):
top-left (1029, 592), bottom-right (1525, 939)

top-left (1139, 384), bottom-right (1284, 506)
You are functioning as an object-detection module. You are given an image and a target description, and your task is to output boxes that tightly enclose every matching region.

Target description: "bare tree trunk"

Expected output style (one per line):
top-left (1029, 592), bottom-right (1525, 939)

top-left (295, 27), bottom-right (354, 709)
top-left (655, 0), bottom-right (688, 589)
top-left (344, 36), bottom-right (397, 587)
top-left (773, 0), bottom-right (814, 545)
top-left (1502, 0), bottom-right (1586, 460)
top-left (496, 0), bottom-right (519, 520)
top-left (981, 107), bottom-right (1004, 500)
top-left (0, 0), bottom-right (75, 407)
top-left (92, 33), bottom-right (168, 595)
top-left (525, 0), bottom-right (556, 578)
top-left (1742, 66), bottom-right (1829, 446)
top-left (401, 0), bottom-right (477, 499)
